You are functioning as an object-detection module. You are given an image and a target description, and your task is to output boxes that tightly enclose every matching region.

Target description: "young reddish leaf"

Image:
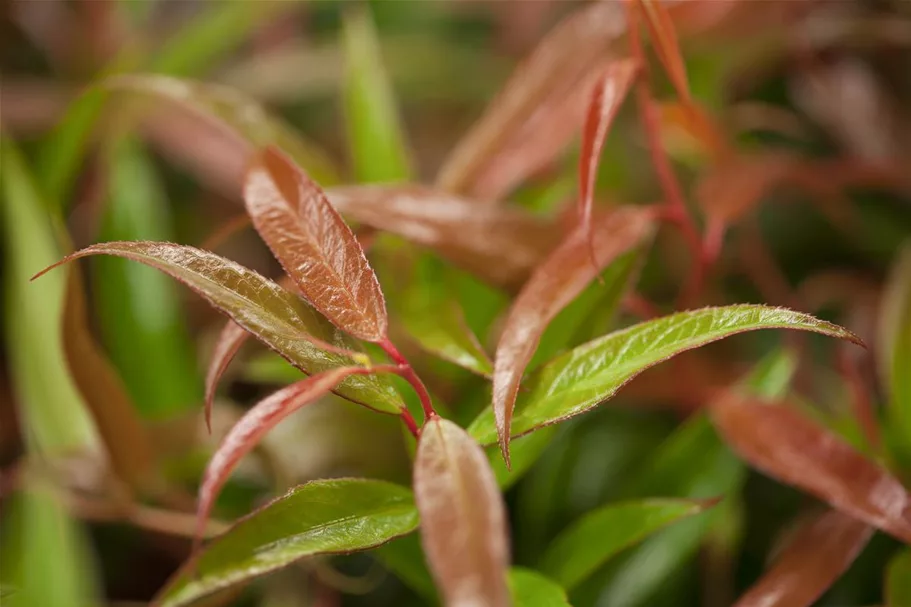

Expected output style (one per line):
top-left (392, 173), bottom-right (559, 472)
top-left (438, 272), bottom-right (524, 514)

top-left (32, 241), bottom-right (403, 414)
top-left (733, 509), bottom-right (872, 607)
top-left (711, 395), bottom-right (911, 543)
top-left (578, 60), bottom-right (639, 237)
top-left (196, 366), bottom-right (370, 546)
top-left (493, 207), bottom-right (654, 464)
top-left (328, 184), bottom-right (560, 291)
top-left (245, 146), bottom-right (387, 342)
top-left (415, 417), bottom-right (510, 607)
top-left (204, 321), bottom-right (250, 433)
top-left (635, 0), bottom-right (691, 103)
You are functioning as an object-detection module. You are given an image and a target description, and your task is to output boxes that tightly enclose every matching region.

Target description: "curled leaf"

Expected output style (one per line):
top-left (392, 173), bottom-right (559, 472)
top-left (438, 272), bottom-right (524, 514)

top-left (204, 321), bottom-right (251, 433)
top-left (710, 395), bottom-right (911, 543)
top-left (415, 417), bottom-right (510, 607)
top-left (493, 207), bottom-right (655, 463)
top-left (245, 147), bottom-right (388, 341)
top-left (733, 509), bottom-right (872, 607)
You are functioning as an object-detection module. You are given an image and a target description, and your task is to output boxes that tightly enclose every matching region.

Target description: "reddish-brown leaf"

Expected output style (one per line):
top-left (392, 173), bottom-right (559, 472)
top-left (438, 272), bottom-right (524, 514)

top-left (244, 146), bottom-right (387, 341)
top-left (493, 207), bottom-right (655, 464)
top-left (636, 0), bottom-right (691, 102)
top-left (579, 60), bottom-right (639, 236)
top-left (711, 395), bottom-right (911, 543)
top-left (196, 366), bottom-right (368, 547)
top-left (328, 184), bottom-right (560, 291)
top-left (204, 321), bottom-right (250, 433)
top-left (414, 417), bottom-right (510, 607)
top-left (734, 509), bottom-right (872, 607)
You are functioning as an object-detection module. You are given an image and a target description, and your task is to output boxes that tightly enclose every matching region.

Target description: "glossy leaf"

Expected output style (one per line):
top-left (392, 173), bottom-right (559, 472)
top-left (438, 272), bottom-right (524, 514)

top-left (196, 366), bottom-right (370, 544)
top-left (472, 305), bottom-right (859, 444)
top-left (328, 184), bottom-right (560, 290)
top-left (509, 568), bottom-right (571, 607)
top-left (342, 5), bottom-right (413, 182)
top-left (493, 207), bottom-right (655, 463)
top-left (415, 417), bottom-right (510, 607)
top-left (578, 61), bottom-right (639, 234)
top-left (245, 146), bottom-right (388, 341)
top-left (33, 241), bottom-right (404, 414)
top-left (733, 509), bottom-right (872, 607)
top-left (710, 395), bottom-right (911, 543)
top-left (204, 321), bottom-right (251, 432)
top-left (159, 479), bottom-right (419, 607)
top-left (541, 498), bottom-right (710, 590)
top-left (880, 243), bottom-right (911, 464)
top-left (886, 548), bottom-right (911, 607)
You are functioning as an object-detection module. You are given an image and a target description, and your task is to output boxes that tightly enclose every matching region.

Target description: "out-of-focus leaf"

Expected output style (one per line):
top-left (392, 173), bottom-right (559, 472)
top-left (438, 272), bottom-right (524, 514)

top-left (35, 242), bottom-right (404, 414)
top-left (372, 534), bottom-right (438, 603)
top-left (415, 417), bottom-right (510, 607)
top-left (328, 184), bottom-right (560, 290)
top-left (398, 252), bottom-right (493, 376)
top-left (341, 6), bottom-right (413, 183)
top-left (196, 366), bottom-right (372, 542)
top-left (245, 147), bottom-right (388, 342)
top-left (94, 136), bottom-right (201, 419)
top-left (493, 208), bottom-right (655, 462)
top-left (578, 62), bottom-right (639, 234)
top-left (509, 568), bottom-right (571, 607)
top-left (636, 0), bottom-right (691, 102)
top-left (158, 479), bottom-right (419, 607)
top-left (540, 499), bottom-right (711, 590)
top-left (733, 509), bottom-right (872, 607)
top-left (1, 139), bottom-right (99, 457)
top-left (107, 74), bottom-right (340, 185)
top-left (0, 480), bottom-right (100, 607)
top-left (471, 306), bottom-right (859, 444)
top-left (436, 1), bottom-right (626, 196)
top-left (880, 243), bottom-right (911, 466)
top-left (204, 321), bottom-right (251, 432)
top-left (710, 394), bottom-right (911, 543)
top-left (886, 548), bottom-right (911, 607)
top-left (490, 426), bottom-right (558, 491)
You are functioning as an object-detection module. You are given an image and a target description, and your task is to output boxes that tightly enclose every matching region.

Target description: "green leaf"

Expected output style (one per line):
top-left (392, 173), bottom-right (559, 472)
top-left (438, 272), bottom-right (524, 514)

top-left (94, 137), bottom-right (201, 419)
top-left (540, 499), bottom-right (711, 590)
top-left (342, 5), bottom-right (413, 182)
top-left (1, 139), bottom-right (99, 456)
top-left (372, 534), bottom-right (438, 603)
top-left (158, 479), bottom-right (419, 607)
top-left (887, 548), bottom-right (911, 607)
top-left (469, 305), bottom-right (859, 444)
top-left (509, 568), bottom-right (571, 607)
top-left (880, 243), bottom-right (911, 467)
top-left (489, 426), bottom-right (558, 491)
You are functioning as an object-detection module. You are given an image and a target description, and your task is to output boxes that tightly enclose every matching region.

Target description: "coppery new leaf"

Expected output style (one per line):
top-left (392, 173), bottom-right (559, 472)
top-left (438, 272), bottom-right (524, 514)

top-left (204, 321), bottom-right (250, 433)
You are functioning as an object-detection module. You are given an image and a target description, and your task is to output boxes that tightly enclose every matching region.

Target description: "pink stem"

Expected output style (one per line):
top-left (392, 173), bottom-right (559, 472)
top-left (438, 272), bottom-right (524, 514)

top-left (379, 338), bottom-right (437, 421)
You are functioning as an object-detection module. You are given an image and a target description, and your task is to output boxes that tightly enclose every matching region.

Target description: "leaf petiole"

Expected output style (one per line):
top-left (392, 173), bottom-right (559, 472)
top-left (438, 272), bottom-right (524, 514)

top-left (379, 338), bottom-right (437, 422)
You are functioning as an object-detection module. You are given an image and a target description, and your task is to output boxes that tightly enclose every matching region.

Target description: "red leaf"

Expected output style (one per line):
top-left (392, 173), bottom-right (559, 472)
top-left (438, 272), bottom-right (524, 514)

top-left (579, 60), bottom-right (639, 237)
top-left (244, 146), bottom-right (387, 341)
top-left (204, 321), bottom-right (250, 433)
top-left (492, 207), bottom-right (655, 464)
top-left (196, 366), bottom-right (368, 547)
top-left (636, 0), bottom-right (691, 103)
top-left (711, 395), bottom-right (911, 543)
top-left (414, 417), bottom-right (510, 607)
top-left (734, 509), bottom-right (872, 607)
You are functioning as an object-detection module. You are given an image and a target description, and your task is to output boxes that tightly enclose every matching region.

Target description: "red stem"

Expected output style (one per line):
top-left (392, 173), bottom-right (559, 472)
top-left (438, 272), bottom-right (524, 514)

top-left (379, 338), bottom-right (437, 421)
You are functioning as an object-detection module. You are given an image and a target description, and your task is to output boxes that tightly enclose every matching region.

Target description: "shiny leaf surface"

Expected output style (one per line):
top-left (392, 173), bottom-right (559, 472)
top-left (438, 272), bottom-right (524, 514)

top-left (471, 306), bottom-right (859, 444)
top-left (509, 568), bottom-right (571, 607)
top-left (159, 479), bottom-right (418, 607)
top-left (245, 147), bottom-right (388, 341)
top-left (415, 417), bottom-right (510, 607)
top-left (34, 241), bottom-right (404, 414)
top-left (493, 207), bottom-right (655, 462)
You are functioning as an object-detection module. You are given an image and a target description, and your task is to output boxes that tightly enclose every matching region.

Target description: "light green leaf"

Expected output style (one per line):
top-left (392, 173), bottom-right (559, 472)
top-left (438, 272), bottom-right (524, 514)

top-left (887, 548), bottom-right (911, 607)
top-left (540, 499), bottom-right (711, 590)
top-left (880, 243), bottom-right (911, 468)
top-left (158, 479), bottom-right (419, 607)
top-left (342, 5), bottom-right (413, 182)
top-left (469, 305), bottom-right (858, 444)
top-left (509, 568), bottom-right (571, 607)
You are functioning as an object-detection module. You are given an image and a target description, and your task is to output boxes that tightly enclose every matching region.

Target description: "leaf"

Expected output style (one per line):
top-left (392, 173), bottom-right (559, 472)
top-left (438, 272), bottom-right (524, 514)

top-left (196, 366), bottom-right (371, 544)
top-left (33, 241), bottom-right (404, 414)
top-left (107, 74), bottom-right (340, 186)
top-left (509, 568), bottom-right (571, 607)
top-left (490, 426), bottom-right (558, 492)
top-left (328, 184), bottom-right (560, 290)
top-left (886, 548), bottom-right (911, 607)
top-left (540, 499), bottom-right (712, 590)
top-left (414, 417), bottom-right (510, 607)
top-left (879, 243), bottom-right (911, 465)
top-left (710, 394), bottom-right (911, 543)
top-left (733, 509), bottom-right (872, 607)
top-left (636, 0), bottom-right (691, 102)
top-left (158, 479), bottom-right (419, 607)
top-left (578, 61), bottom-right (639, 235)
top-left (372, 534), bottom-right (438, 603)
top-left (341, 5), bottom-right (413, 183)
top-left (204, 321), bottom-right (251, 432)
top-left (493, 207), bottom-right (655, 463)
top-left (245, 146), bottom-right (388, 341)
top-left (471, 305), bottom-right (859, 444)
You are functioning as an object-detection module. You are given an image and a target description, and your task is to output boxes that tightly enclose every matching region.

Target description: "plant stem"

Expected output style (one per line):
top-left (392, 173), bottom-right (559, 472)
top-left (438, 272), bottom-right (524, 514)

top-left (379, 338), bottom-right (436, 421)
top-left (400, 408), bottom-right (420, 438)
